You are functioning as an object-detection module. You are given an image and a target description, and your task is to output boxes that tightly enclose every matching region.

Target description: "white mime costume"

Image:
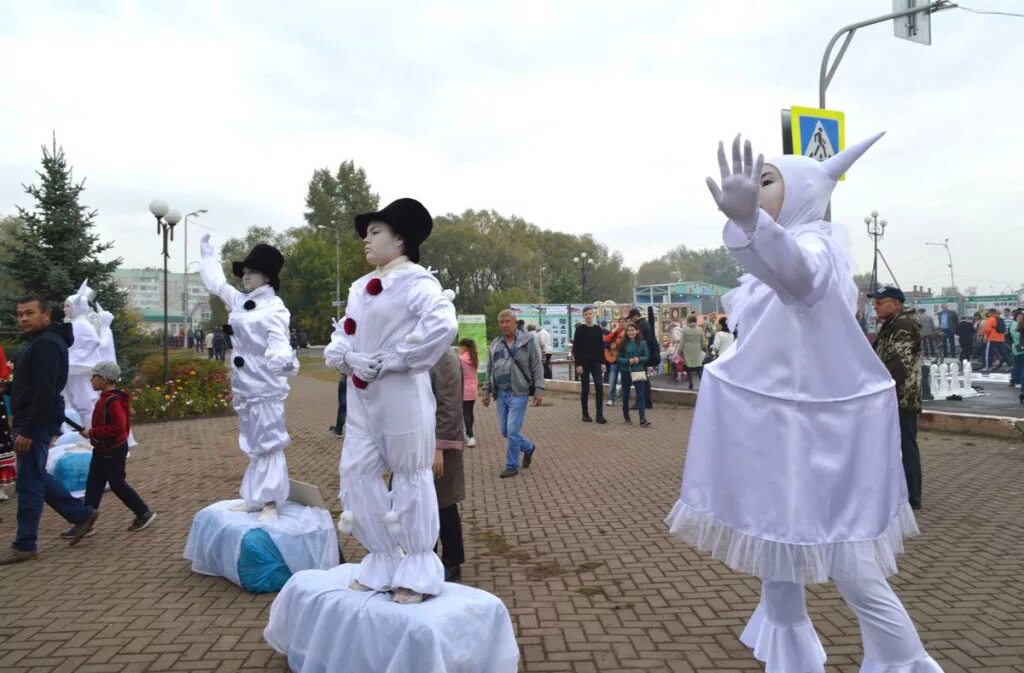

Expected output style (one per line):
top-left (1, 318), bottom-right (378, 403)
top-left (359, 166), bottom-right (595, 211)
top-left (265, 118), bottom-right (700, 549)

top-left (63, 280), bottom-right (101, 428)
top-left (666, 135), bottom-right (943, 673)
top-left (199, 238), bottom-right (299, 514)
top-left (324, 198), bottom-right (458, 599)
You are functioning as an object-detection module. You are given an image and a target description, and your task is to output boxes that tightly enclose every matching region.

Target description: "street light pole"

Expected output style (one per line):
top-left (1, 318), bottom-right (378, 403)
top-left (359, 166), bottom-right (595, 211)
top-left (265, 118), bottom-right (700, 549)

top-left (572, 252), bottom-right (591, 303)
top-left (864, 210), bottom-right (888, 292)
top-left (316, 223), bottom-right (342, 318)
top-left (925, 238), bottom-right (955, 294)
top-left (149, 200), bottom-right (182, 383)
top-left (182, 209), bottom-right (207, 347)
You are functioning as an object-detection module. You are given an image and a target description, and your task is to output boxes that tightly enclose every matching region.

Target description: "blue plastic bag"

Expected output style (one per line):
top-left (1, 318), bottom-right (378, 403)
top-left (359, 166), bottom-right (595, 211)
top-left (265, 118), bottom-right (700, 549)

top-left (237, 528), bottom-right (292, 593)
top-left (53, 452), bottom-right (92, 493)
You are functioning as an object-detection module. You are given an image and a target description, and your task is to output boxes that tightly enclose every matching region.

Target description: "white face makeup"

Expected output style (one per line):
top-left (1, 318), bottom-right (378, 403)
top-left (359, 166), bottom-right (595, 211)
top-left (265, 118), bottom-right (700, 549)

top-left (63, 300), bottom-right (74, 319)
top-left (759, 164), bottom-right (785, 221)
top-left (242, 268), bottom-right (269, 291)
top-left (363, 221), bottom-right (404, 267)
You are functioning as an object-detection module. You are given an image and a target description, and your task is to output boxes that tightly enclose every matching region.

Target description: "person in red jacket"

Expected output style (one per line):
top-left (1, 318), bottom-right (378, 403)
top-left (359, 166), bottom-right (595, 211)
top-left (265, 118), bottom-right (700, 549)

top-left (77, 361), bottom-right (156, 534)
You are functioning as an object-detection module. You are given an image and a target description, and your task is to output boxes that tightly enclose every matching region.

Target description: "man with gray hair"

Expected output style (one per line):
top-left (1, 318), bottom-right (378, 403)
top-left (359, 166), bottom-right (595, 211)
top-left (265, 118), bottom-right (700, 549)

top-left (484, 309), bottom-right (544, 478)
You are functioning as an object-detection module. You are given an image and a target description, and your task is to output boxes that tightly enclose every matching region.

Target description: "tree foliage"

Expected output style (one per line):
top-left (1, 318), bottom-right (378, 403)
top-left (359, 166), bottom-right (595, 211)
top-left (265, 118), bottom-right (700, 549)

top-left (635, 244), bottom-right (742, 288)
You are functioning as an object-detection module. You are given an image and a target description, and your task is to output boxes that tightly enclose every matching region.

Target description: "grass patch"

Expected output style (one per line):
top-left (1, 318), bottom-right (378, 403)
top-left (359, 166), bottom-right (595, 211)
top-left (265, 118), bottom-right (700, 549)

top-left (298, 355), bottom-right (342, 383)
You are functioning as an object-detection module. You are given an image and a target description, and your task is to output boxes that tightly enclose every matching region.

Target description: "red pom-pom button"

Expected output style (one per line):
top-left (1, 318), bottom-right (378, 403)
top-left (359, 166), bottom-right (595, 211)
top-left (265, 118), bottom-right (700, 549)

top-left (352, 374), bottom-right (368, 389)
top-left (366, 278), bottom-right (383, 295)
top-left (343, 317), bottom-right (356, 335)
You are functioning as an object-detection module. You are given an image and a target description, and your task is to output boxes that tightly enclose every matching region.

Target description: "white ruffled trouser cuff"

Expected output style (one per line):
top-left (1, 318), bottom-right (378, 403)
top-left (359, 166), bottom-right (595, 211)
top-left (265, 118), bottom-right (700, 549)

top-left (740, 602), bottom-right (826, 673)
top-left (356, 550), bottom-right (402, 591)
top-left (860, 656), bottom-right (944, 673)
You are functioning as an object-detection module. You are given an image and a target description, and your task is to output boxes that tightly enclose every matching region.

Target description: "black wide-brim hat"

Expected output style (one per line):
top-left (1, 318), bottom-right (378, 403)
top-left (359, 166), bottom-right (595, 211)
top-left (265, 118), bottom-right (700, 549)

top-left (354, 198), bottom-right (432, 263)
top-left (233, 243), bottom-right (284, 292)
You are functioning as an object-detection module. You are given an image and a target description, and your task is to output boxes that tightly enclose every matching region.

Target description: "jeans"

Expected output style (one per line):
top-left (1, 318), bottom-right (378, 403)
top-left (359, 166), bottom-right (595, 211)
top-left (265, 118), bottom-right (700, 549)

top-left (985, 340), bottom-right (1011, 370)
top-left (1012, 353), bottom-right (1024, 386)
top-left (462, 400), bottom-right (475, 438)
top-left (578, 360), bottom-right (604, 417)
top-left (620, 370), bottom-right (647, 422)
top-left (944, 332), bottom-right (957, 358)
top-left (84, 444), bottom-right (149, 517)
top-left (496, 388), bottom-right (533, 469)
top-left (13, 423), bottom-right (94, 552)
top-left (898, 411), bottom-right (922, 509)
top-left (607, 363), bottom-right (620, 404)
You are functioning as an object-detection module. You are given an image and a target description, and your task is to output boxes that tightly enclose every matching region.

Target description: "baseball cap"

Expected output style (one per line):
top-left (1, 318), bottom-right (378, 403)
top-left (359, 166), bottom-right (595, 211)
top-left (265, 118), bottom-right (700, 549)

top-left (867, 286), bottom-right (905, 303)
top-left (92, 361), bottom-right (122, 381)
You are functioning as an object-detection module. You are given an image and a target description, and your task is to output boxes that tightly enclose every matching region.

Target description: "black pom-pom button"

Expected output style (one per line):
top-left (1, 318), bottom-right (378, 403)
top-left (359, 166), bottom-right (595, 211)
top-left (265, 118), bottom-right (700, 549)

top-left (243, 300), bottom-right (256, 310)
top-left (233, 356), bottom-right (245, 368)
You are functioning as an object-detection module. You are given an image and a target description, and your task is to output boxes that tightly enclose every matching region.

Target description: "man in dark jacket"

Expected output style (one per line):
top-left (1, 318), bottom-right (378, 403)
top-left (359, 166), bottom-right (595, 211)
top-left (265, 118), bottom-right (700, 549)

top-left (1, 297), bottom-right (98, 565)
top-left (629, 307), bottom-right (657, 409)
top-left (870, 287), bottom-right (923, 510)
top-left (572, 307), bottom-right (607, 423)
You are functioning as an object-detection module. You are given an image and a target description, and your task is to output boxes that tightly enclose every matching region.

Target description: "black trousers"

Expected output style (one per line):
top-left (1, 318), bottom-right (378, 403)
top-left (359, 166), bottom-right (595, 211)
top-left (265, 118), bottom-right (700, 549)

top-left (898, 411), bottom-right (922, 509)
top-left (578, 360), bottom-right (604, 417)
top-left (542, 354), bottom-right (552, 380)
top-left (334, 375), bottom-right (347, 433)
top-left (437, 504), bottom-right (464, 567)
top-left (462, 400), bottom-right (475, 438)
top-left (84, 445), bottom-right (149, 518)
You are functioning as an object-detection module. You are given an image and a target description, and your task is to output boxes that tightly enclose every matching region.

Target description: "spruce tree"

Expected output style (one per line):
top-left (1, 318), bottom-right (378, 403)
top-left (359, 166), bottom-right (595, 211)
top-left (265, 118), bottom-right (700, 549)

top-left (3, 136), bottom-right (124, 316)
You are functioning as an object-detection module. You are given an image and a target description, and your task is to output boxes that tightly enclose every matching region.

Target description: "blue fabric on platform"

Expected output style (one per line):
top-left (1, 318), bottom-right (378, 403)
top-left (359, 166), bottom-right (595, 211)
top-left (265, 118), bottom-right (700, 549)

top-left (238, 528), bottom-right (293, 593)
top-left (52, 452), bottom-right (92, 493)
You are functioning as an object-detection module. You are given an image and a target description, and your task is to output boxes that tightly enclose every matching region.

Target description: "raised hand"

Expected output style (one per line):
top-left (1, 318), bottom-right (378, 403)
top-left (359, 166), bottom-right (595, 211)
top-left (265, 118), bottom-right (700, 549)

top-left (200, 233), bottom-right (215, 258)
top-left (705, 134), bottom-right (764, 232)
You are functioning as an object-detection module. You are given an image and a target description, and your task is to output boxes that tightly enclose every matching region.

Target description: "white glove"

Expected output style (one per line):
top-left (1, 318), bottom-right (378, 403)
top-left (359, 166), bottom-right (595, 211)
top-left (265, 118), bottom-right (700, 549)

top-left (345, 351), bottom-right (383, 382)
top-left (200, 233), bottom-right (215, 259)
top-left (374, 351), bottom-right (407, 378)
top-left (706, 134), bottom-right (764, 233)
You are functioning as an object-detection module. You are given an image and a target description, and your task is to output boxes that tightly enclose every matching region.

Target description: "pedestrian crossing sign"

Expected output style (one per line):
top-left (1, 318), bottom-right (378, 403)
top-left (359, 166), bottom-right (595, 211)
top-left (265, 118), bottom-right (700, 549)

top-left (790, 106), bottom-right (846, 178)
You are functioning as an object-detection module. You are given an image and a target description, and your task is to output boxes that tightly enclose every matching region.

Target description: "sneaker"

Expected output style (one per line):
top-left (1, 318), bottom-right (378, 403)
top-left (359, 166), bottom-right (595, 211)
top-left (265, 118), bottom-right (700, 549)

top-left (60, 526), bottom-right (96, 540)
top-left (623, 418), bottom-right (632, 425)
top-left (0, 547), bottom-right (38, 565)
top-left (605, 400), bottom-right (613, 407)
top-left (0, 489), bottom-right (8, 501)
top-left (523, 450), bottom-right (534, 468)
top-left (595, 416), bottom-right (607, 425)
top-left (640, 419), bottom-right (652, 428)
top-left (466, 437), bottom-right (476, 448)
top-left (499, 467), bottom-right (519, 478)
top-left (127, 511), bottom-right (157, 532)
top-left (68, 510), bottom-right (100, 546)
top-left (581, 415), bottom-right (593, 423)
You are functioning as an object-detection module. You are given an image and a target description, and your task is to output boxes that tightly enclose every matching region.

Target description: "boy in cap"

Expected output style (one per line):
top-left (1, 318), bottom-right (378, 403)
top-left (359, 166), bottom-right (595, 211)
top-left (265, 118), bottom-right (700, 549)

top-left (76, 361), bottom-right (156, 534)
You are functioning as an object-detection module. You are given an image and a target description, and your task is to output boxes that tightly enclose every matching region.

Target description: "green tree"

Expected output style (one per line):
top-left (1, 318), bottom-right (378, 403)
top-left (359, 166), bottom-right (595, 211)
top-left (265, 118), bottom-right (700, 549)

top-left (2, 138), bottom-right (124, 316)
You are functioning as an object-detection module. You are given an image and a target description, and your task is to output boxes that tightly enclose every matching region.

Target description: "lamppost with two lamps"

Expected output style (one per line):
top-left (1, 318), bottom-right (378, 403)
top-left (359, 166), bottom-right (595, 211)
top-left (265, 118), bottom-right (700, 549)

top-left (315, 222), bottom-right (343, 319)
top-left (572, 252), bottom-right (593, 303)
top-left (182, 209), bottom-right (207, 347)
top-left (864, 210), bottom-right (887, 292)
top-left (148, 199), bottom-right (182, 383)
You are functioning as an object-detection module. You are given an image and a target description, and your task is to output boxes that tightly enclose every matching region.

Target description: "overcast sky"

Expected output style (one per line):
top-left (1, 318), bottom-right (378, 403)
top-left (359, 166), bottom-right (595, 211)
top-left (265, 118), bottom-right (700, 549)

top-left (2, 1), bottom-right (1022, 296)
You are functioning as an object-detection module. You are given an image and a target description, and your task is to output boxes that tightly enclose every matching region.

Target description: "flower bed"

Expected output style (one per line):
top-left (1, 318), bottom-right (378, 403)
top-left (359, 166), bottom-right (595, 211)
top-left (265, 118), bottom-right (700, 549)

top-left (130, 354), bottom-right (233, 421)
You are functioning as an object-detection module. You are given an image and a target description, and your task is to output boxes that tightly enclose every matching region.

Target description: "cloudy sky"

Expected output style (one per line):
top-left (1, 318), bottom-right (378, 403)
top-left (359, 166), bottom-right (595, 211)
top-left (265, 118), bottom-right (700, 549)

top-left (1, 1), bottom-right (1022, 295)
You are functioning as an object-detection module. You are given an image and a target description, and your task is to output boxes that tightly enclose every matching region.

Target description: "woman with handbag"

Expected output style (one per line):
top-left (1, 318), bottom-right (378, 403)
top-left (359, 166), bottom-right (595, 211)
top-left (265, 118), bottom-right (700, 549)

top-left (617, 322), bottom-right (650, 427)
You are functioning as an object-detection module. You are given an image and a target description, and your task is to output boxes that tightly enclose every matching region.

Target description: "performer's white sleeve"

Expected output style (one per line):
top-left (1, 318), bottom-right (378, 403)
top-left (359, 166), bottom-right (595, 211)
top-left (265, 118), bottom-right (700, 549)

top-left (396, 278), bottom-right (458, 373)
top-left (264, 305), bottom-right (299, 377)
top-left (324, 287), bottom-right (355, 374)
top-left (723, 210), bottom-right (832, 308)
top-left (198, 256), bottom-right (242, 308)
top-left (73, 322), bottom-right (101, 360)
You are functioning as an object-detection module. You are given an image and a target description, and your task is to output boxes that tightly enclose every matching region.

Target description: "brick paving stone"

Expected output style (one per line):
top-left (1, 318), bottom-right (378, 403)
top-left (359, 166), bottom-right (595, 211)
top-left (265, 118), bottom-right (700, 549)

top-left (0, 373), bottom-right (1022, 672)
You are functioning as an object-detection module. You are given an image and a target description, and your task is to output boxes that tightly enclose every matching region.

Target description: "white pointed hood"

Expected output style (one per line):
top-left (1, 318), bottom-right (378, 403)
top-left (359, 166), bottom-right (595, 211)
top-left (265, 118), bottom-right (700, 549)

top-left (65, 279), bottom-right (96, 320)
top-left (769, 132), bottom-right (885, 229)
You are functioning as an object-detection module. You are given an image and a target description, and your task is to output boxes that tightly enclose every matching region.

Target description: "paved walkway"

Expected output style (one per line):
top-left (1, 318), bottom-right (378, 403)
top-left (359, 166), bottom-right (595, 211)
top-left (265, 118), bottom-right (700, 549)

top-left (0, 374), bottom-right (1021, 672)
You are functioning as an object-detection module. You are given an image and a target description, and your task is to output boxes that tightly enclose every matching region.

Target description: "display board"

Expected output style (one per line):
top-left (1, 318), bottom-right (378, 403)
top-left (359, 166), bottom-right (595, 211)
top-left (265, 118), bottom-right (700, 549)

top-left (456, 315), bottom-right (488, 376)
top-left (963, 295), bottom-right (1019, 316)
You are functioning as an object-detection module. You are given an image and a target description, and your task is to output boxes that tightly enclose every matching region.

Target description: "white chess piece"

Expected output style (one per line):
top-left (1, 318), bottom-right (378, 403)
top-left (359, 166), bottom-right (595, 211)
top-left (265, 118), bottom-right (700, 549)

top-left (929, 363), bottom-right (940, 398)
top-left (948, 361), bottom-right (960, 392)
top-left (963, 360), bottom-right (973, 390)
top-left (937, 363), bottom-right (950, 397)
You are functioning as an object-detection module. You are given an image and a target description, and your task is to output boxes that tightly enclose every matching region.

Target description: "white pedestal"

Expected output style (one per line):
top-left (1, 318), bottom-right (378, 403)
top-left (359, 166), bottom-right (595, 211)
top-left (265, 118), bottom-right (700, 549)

top-left (264, 563), bottom-right (519, 673)
top-left (184, 500), bottom-right (339, 591)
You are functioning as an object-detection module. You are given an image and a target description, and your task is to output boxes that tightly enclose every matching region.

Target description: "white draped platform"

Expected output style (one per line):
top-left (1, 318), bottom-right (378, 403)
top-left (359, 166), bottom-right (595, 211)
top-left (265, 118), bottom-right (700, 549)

top-left (264, 563), bottom-right (519, 673)
top-left (183, 500), bottom-right (339, 590)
